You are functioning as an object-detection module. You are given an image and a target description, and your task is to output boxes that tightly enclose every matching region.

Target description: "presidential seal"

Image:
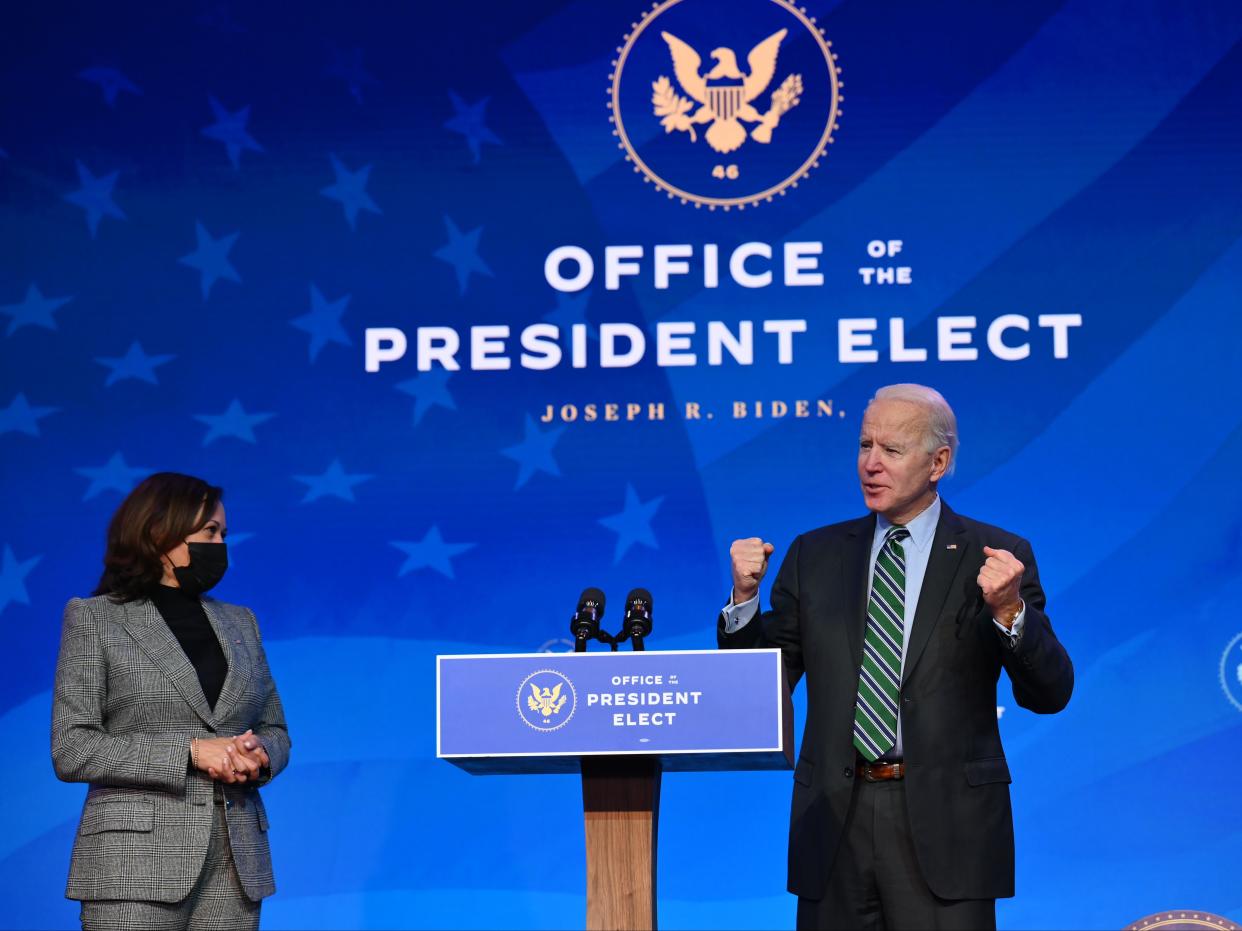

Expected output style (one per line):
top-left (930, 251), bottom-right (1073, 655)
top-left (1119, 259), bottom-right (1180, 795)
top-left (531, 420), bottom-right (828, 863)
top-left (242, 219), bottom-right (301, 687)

top-left (1125, 911), bottom-right (1240, 930)
top-left (1220, 631), bottom-right (1242, 713)
top-left (516, 669), bottom-right (578, 732)
top-left (609, 0), bottom-right (842, 209)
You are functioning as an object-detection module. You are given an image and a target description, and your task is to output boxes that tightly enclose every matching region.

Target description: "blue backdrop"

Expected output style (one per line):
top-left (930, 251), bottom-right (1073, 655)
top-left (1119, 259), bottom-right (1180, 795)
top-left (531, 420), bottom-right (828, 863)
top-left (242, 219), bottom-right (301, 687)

top-left (3, 1), bottom-right (1241, 928)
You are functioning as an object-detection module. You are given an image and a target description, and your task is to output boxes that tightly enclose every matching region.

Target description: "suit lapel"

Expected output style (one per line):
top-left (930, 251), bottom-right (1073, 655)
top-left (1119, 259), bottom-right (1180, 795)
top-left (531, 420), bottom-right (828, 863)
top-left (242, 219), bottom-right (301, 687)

top-left (203, 600), bottom-right (251, 724)
top-left (902, 503), bottom-right (970, 686)
top-left (841, 513), bottom-right (877, 668)
top-left (120, 599), bottom-right (216, 728)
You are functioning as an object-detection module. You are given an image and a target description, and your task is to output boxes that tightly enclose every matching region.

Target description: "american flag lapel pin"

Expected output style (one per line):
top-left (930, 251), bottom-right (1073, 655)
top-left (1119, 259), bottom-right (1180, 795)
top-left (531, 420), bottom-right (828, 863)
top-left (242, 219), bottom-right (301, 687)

top-left (946, 544), bottom-right (957, 550)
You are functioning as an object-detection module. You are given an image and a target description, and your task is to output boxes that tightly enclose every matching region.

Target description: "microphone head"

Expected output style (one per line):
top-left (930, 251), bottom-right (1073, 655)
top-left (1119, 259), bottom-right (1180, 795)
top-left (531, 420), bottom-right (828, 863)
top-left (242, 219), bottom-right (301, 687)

top-left (624, 588), bottom-right (653, 637)
top-left (571, 587), bottom-right (606, 641)
top-left (579, 587), bottom-right (606, 615)
top-left (625, 587), bottom-right (652, 608)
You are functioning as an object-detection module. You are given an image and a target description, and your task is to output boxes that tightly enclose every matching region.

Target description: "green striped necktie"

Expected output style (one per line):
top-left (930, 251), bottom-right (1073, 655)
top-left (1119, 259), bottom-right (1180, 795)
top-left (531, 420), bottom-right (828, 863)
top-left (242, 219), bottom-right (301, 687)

top-left (853, 525), bottom-right (910, 762)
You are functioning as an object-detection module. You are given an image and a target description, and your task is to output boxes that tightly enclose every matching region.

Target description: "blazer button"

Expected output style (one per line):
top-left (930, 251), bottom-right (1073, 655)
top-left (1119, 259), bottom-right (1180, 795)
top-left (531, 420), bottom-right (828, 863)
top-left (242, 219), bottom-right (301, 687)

top-left (843, 766), bottom-right (853, 778)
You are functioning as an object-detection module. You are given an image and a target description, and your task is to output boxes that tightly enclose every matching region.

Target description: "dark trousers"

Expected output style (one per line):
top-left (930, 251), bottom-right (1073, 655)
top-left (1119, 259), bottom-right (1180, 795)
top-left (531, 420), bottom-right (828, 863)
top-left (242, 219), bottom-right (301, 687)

top-left (796, 777), bottom-right (995, 931)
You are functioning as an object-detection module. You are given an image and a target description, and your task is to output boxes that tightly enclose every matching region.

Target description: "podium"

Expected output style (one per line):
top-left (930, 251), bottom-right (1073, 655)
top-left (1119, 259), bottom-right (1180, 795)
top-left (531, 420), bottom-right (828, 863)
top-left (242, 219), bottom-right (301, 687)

top-left (437, 648), bottom-right (793, 930)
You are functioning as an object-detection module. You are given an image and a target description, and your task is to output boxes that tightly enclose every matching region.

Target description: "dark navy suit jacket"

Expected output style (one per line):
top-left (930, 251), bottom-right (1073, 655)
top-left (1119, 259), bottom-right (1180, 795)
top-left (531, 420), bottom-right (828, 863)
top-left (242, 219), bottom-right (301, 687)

top-left (718, 501), bottom-right (1073, 901)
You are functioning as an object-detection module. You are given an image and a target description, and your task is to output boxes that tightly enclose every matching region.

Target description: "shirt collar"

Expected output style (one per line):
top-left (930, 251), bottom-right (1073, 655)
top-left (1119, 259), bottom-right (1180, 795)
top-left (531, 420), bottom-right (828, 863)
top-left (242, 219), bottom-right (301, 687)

top-left (876, 495), bottom-right (940, 552)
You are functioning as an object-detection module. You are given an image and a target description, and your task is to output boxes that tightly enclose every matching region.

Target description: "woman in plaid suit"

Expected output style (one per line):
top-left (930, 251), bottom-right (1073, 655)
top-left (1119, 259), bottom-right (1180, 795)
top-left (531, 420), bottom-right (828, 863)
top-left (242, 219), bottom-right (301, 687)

top-left (52, 473), bottom-right (291, 931)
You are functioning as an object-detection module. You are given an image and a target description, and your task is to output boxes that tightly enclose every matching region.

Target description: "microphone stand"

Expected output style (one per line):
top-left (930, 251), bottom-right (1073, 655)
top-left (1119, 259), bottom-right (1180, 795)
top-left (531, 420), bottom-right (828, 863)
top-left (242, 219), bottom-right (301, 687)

top-left (576, 627), bottom-right (621, 652)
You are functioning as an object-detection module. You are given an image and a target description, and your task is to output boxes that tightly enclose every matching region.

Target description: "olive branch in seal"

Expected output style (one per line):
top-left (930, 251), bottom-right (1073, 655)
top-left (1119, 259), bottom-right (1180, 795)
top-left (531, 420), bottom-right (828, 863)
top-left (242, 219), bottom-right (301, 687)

top-left (652, 75), bottom-right (697, 141)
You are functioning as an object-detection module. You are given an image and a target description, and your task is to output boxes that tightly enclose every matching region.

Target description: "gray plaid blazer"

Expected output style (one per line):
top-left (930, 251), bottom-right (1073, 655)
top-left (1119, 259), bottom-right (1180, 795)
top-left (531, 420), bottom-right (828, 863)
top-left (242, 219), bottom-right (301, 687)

top-left (51, 594), bottom-right (291, 903)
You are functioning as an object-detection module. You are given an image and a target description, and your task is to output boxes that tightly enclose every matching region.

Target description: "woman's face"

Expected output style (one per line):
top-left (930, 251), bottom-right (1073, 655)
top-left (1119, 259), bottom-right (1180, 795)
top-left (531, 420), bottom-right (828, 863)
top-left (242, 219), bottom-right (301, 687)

top-left (161, 501), bottom-right (228, 584)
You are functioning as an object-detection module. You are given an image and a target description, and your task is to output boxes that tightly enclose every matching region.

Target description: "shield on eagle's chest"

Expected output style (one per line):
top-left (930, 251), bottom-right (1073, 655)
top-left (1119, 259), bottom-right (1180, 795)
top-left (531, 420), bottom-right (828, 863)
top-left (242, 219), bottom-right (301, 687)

top-left (707, 83), bottom-right (744, 121)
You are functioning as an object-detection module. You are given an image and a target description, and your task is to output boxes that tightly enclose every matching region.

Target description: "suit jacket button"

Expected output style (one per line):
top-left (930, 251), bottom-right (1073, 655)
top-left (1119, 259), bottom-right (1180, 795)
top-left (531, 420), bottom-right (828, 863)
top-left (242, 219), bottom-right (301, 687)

top-left (843, 766), bottom-right (853, 778)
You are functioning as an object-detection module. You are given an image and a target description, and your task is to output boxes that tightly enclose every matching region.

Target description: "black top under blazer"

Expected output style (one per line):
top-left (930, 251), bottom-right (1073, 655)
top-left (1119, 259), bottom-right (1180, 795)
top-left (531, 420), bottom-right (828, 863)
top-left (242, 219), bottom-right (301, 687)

top-left (51, 594), bottom-right (291, 903)
top-left (718, 501), bottom-right (1073, 901)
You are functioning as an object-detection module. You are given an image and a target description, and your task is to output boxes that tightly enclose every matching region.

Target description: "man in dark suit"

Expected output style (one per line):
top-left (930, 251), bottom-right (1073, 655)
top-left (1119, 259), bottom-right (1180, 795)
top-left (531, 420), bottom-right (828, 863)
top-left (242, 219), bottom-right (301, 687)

top-left (719, 384), bottom-right (1072, 930)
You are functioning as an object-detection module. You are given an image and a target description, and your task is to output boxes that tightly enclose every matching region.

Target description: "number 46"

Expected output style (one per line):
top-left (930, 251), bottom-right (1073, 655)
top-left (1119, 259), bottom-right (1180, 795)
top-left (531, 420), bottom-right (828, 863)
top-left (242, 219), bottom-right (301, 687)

top-left (712, 164), bottom-right (739, 179)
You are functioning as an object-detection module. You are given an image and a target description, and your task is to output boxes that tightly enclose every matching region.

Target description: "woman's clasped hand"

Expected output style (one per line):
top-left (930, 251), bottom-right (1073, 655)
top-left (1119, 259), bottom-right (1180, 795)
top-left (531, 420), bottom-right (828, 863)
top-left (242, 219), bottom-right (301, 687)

top-left (192, 729), bottom-right (271, 784)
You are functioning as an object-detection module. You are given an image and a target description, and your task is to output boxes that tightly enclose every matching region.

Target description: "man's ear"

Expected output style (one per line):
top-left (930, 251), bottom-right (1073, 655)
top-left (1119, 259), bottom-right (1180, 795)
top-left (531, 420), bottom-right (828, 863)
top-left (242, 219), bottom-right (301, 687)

top-left (929, 446), bottom-right (951, 482)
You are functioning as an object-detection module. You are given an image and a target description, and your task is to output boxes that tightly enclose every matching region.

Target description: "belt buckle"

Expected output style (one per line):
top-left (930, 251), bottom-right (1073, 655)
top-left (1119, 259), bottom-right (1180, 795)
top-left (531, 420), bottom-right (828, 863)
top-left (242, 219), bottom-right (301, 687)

top-left (862, 760), bottom-right (902, 782)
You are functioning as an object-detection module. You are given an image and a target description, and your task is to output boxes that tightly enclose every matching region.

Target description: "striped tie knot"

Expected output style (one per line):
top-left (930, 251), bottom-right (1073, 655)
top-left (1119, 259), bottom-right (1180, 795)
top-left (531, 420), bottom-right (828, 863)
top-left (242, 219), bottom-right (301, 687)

top-left (886, 526), bottom-right (910, 545)
top-left (853, 524), bottom-right (912, 762)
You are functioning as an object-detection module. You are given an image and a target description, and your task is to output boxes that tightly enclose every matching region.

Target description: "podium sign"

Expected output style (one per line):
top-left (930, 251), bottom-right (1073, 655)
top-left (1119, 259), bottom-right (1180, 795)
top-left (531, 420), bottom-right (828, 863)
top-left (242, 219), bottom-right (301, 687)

top-left (437, 648), bottom-right (792, 773)
top-left (437, 647), bottom-right (793, 929)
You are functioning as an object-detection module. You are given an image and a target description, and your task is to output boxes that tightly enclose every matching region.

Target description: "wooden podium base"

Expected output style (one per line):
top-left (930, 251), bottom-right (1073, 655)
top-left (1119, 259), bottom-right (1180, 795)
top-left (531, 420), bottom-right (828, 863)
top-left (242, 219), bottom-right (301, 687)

top-left (581, 756), bottom-right (663, 931)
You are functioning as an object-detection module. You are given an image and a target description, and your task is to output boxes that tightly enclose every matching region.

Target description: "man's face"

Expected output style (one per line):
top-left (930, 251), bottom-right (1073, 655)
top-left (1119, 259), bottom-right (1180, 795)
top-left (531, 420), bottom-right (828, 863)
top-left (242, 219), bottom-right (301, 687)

top-left (857, 399), bottom-right (948, 523)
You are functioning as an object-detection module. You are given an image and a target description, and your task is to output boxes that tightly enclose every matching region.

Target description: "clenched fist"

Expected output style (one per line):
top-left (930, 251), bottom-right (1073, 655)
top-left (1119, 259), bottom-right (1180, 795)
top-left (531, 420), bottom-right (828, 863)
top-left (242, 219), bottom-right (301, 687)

top-left (731, 537), bottom-right (775, 603)
top-left (978, 546), bottom-right (1024, 627)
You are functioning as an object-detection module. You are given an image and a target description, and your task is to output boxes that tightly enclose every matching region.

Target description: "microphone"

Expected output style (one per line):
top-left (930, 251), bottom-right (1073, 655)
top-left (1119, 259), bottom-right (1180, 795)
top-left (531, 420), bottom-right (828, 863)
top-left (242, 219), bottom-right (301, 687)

top-left (570, 587), bottom-right (606, 652)
top-left (622, 588), bottom-right (653, 650)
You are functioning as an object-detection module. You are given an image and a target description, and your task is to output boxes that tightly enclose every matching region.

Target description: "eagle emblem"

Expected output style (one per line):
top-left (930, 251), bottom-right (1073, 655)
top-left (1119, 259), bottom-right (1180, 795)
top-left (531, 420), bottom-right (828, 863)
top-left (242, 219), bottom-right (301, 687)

top-left (652, 29), bottom-right (803, 154)
top-left (526, 682), bottom-right (568, 720)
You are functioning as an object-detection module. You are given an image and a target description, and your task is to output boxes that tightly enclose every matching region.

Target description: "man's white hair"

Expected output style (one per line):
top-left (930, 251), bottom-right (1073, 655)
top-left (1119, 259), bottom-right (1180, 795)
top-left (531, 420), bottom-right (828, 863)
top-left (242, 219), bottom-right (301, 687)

top-left (870, 384), bottom-right (959, 476)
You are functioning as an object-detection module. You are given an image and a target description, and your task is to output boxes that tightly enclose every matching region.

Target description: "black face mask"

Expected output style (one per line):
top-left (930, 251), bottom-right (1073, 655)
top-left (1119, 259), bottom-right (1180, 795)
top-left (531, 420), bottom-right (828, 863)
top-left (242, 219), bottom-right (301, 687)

top-left (172, 542), bottom-right (229, 596)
